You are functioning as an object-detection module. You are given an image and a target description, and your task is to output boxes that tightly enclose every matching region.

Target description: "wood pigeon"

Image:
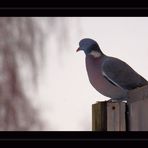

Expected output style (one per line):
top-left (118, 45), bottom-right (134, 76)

top-left (77, 38), bottom-right (148, 101)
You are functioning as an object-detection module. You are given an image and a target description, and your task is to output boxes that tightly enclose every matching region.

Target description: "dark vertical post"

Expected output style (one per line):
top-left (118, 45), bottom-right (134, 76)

top-left (128, 85), bottom-right (148, 131)
top-left (92, 101), bottom-right (107, 131)
top-left (92, 101), bottom-right (126, 131)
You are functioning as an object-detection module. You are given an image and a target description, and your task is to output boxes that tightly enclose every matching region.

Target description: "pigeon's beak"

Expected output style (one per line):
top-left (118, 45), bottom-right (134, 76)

top-left (76, 48), bottom-right (81, 52)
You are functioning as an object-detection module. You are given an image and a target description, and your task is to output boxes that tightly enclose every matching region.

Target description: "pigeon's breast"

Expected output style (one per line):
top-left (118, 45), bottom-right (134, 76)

top-left (85, 55), bottom-right (127, 99)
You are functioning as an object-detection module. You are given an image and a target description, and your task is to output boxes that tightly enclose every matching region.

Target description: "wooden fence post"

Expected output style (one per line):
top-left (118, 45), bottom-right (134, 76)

top-left (92, 85), bottom-right (148, 131)
top-left (92, 101), bottom-right (126, 131)
top-left (107, 102), bottom-right (126, 131)
top-left (92, 101), bottom-right (107, 131)
top-left (127, 85), bottom-right (148, 131)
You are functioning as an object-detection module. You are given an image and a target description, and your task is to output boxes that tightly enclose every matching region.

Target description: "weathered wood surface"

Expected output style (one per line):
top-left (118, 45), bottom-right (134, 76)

top-left (92, 101), bottom-right (126, 131)
top-left (92, 101), bottom-right (107, 131)
top-left (92, 85), bottom-right (148, 131)
top-left (127, 85), bottom-right (148, 103)
top-left (127, 85), bottom-right (148, 131)
top-left (107, 102), bottom-right (126, 131)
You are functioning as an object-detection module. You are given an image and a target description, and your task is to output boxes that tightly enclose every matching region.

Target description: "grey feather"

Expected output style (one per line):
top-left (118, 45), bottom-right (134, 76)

top-left (102, 56), bottom-right (148, 90)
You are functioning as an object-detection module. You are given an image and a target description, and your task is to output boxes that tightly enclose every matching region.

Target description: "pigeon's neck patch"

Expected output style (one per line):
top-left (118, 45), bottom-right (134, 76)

top-left (89, 51), bottom-right (102, 58)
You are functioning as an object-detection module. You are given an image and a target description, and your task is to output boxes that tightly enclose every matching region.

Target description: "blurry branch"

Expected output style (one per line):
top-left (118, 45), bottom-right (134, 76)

top-left (0, 17), bottom-right (73, 130)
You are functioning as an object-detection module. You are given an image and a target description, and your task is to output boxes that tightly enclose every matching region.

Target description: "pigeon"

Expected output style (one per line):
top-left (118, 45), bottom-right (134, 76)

top-left (77, 38), bottom-right (148, 101)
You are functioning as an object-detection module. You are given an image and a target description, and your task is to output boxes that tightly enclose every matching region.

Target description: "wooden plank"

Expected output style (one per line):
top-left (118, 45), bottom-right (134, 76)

top-left (107, 102), bottom-right (126, 131)
top-left (92, 85), bottom-right (148, 131)
top-left (128, 85), bottom-right (148, 103)
top-left (127, 85), bottom-right (148, 131)
top-left (92, 101), bottom-right (126, 131)
top-left (129, 99), bottom-right (148, 131)
top-left (92, 101), bottom-right (107, 131)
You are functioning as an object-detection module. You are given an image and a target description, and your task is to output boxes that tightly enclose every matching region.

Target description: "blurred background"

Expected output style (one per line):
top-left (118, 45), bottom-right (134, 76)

top-left (0, 17), bottom-right (148, 131)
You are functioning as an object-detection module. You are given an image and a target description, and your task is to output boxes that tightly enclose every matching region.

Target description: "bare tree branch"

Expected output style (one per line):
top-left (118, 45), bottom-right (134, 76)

top-left (0, 17), bottom-right (73, 130)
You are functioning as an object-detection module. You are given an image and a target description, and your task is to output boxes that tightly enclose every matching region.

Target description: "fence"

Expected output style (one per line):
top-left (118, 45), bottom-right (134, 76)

top-left (92, 85), bottom-right (148, 131)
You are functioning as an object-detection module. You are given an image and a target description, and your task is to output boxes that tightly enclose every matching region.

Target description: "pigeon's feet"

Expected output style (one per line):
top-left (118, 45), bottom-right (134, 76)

top-left (107, 99), bottom-right (118, 103)
top-left (107, 98), bottom-right (127, 103)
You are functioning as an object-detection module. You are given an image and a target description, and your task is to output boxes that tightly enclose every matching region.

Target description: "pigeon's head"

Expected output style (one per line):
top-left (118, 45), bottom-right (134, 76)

top-left (77, 38), bottom-right (103, 56)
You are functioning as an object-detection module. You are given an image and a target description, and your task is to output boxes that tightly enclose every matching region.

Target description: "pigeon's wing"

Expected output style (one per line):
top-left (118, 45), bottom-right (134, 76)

top-left (102, 57), bottom-right (148, 90)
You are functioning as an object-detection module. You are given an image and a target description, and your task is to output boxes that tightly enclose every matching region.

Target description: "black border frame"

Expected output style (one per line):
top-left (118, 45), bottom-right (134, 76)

top-left (0, 5), bottom-right (148, 145)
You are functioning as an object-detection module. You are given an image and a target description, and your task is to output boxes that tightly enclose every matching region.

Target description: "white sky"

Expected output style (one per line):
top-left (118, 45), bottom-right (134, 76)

top-left (29, 17), bottom-right (148, 131)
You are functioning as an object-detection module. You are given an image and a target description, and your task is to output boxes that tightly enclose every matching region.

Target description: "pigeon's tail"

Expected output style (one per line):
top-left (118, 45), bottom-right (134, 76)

top-left (146, 80), bottom-right (148, 86)
top-left (139, 77), bottom-right (148, 87)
